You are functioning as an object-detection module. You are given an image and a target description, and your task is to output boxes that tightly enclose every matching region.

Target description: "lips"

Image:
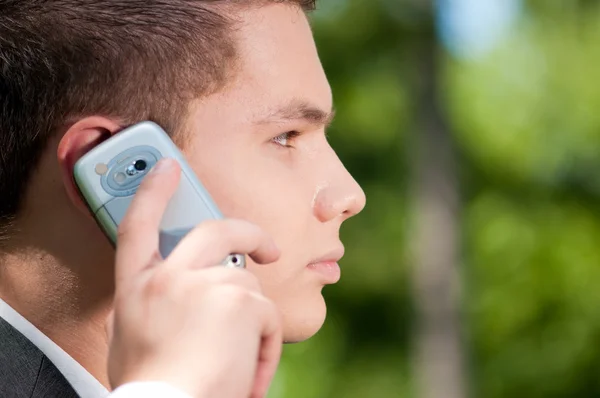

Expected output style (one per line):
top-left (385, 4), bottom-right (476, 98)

top-left (307, 246), bottom-right (345, 284)
top-left (308, 246), bottom-right (345, 265)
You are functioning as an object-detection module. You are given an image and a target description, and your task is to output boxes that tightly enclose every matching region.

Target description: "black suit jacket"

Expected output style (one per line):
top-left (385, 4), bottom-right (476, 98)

top-left (0, 316), bottom-right (79, 398)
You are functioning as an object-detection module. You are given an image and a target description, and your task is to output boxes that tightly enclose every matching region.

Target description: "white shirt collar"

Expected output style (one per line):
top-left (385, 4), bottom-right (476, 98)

top-left (0, 298), bottom-right (110, 398)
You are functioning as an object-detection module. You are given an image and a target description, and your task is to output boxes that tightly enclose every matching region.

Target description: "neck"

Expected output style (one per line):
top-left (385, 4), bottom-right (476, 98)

top-left (0, 227), bottom-right (115, 389)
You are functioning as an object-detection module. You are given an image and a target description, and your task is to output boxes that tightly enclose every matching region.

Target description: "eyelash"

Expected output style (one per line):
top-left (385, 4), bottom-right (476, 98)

top-left (271, 131), bottom-right (302, 148)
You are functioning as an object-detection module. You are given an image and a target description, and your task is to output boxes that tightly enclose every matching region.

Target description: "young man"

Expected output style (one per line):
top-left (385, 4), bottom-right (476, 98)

top-left (0, 0), bottom-right (366, 397)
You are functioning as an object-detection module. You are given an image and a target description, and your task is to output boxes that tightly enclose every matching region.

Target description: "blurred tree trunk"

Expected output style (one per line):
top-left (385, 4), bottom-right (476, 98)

top-left (409, 2), bottom-right (467, 398)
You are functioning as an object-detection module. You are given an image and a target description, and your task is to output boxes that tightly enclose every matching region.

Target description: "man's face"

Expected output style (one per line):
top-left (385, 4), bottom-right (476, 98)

top-left (181, 4), bottom-right (365, 341)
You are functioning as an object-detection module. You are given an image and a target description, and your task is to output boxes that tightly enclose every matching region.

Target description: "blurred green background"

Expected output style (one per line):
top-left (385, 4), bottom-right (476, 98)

top-left (269, 0), bottom-right (600, 397)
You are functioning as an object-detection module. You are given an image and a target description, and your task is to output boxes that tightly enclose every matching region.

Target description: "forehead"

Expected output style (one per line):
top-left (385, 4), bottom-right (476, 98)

top-left (227, 4), bottom-right (332, 117)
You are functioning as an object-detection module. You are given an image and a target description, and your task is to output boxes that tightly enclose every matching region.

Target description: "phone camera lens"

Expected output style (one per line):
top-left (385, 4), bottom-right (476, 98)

top-left (134, 159), bottom-right (147, 171)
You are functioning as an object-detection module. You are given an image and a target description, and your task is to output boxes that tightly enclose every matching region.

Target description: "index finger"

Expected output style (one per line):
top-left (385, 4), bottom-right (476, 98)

top-left (115, 158), bottom-right (181, 286)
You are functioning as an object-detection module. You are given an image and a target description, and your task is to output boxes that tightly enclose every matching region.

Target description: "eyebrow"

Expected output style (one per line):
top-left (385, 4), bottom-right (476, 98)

top-left (254, 99), bottom-right (336, 127)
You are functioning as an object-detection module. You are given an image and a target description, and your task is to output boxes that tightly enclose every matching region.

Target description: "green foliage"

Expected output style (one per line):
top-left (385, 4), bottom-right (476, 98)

top-left (465, 193), bottom-right (600, 397)
top-left (450, 2), bottom-right (600, 397)
top-left (445, 2), bottom-right (600, 191)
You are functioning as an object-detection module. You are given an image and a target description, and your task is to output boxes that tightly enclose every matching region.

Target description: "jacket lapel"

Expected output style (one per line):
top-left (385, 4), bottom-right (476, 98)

top-left (0, 316), bottom-right (79, 397)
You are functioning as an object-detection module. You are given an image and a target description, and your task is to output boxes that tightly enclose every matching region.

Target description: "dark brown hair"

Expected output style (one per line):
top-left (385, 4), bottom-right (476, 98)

top-left (0, 0), bottom-right (315, 237)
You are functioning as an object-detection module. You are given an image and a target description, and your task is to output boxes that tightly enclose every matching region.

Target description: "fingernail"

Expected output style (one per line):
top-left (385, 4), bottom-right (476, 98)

top-left (151, 158), bottom-right (174, 174)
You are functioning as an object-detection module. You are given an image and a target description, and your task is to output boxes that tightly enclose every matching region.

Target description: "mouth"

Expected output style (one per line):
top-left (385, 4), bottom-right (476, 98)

top-left (306, 246), bottom-right (345, 284)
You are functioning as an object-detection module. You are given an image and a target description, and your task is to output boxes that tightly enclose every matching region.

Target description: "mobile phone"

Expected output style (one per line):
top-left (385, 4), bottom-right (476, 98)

top-left (73, 121), bottom-right (245, 268)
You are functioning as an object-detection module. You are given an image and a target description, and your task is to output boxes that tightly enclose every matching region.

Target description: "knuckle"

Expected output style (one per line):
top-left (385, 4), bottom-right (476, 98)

top-left (211, 222), bottom-right (237, 245)
top-left (116, 220), bottom-right (132, 240)
top-left (143, 268), bottom-right (176, 298)
top-left (189, 220), bottom-right (227, 245)
top-left (199, 219), bottom-right (224, 234)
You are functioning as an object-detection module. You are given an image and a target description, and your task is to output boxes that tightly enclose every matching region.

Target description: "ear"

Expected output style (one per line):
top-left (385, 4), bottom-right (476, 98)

top-left (57, 117), bottom-right (123, 215)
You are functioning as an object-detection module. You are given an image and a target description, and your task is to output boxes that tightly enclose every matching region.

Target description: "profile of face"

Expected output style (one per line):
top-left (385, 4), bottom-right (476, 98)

top-left (181, 4), bottom-right (366, 342)
top-left (42, 3), bottom-right (364, 345)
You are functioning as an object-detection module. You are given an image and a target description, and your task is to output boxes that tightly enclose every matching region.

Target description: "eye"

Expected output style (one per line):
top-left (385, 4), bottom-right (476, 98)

top-left (271, 131), bottom-right (301, 148)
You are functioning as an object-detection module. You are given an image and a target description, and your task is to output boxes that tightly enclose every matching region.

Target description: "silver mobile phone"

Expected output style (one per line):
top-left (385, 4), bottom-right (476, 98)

top-left (73, 121), bottom-right (245, 268)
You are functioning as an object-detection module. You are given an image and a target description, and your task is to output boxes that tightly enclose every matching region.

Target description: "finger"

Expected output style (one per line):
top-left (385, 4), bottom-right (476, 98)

top-left (250, 298), bottom-right (283, 398)
top-left (115, 158), bottom-right (181, 286)
top-left (165, 219), bottom-right (280, 270)
top-left (186, 266), bottom-right (263, 294)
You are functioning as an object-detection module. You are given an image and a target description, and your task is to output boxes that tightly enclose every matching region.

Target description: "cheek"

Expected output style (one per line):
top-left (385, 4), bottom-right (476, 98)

top-left (218, 164), bottom-right (311, 265)
top-left (185, 141), bottom-right (329, 340)
top-left (192, 145), bottom-right (310, 226)
top-left (185, 137), bottom-right (316, 259)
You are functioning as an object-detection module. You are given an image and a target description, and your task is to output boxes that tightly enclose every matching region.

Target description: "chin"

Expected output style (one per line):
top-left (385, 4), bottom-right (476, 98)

top-left (281, 293), bottom-right (328, 343)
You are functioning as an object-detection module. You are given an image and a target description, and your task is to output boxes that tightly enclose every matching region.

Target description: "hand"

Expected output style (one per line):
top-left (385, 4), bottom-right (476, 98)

top-left (106, 158), bottom-right (282, 398)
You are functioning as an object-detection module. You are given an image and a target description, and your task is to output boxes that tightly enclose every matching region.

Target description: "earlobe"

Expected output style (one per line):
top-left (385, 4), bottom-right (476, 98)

top-left (57, 117), bottom-right (123, 214)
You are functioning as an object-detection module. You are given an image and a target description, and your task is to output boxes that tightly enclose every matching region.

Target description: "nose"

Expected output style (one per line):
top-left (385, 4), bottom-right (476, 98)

top-left (312, 167), bottom-right (366, 223)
